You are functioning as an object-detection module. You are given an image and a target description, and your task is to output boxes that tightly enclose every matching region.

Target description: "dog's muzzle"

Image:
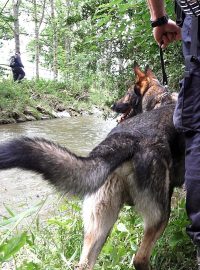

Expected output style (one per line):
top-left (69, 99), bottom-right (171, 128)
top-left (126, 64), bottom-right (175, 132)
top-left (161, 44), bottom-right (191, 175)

top-left (111, 103), bottom-right (131, 113)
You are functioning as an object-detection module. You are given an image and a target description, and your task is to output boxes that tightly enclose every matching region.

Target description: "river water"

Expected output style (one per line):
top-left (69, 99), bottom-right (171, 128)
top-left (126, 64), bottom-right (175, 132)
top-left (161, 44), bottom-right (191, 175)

top-left (0, 116), bottom-right (116, 217)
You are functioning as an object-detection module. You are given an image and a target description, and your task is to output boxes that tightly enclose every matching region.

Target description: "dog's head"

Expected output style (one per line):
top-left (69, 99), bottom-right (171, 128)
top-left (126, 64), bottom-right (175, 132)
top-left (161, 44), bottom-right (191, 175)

top-left (112, 63), bottom-right (172, 122)
top-left (134, 63), bottom-right (173, 111)
top-left (111, 83), bottom-right (142, 122)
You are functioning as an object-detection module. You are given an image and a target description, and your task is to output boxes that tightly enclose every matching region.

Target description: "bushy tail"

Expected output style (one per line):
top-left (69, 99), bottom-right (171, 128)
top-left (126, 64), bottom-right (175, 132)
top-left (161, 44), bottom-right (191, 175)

top-left (0, 134), bottom-right (137, 196)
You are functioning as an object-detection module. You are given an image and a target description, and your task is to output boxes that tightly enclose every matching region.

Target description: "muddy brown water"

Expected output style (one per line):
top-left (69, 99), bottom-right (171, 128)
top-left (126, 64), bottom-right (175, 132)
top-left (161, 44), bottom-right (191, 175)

top-left (0, 116), bottom-right (116, 218)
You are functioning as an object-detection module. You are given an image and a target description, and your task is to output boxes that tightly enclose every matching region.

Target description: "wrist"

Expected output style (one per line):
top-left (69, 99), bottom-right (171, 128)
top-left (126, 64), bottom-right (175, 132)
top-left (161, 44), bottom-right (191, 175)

top-left (151, 15), bottom-right (169, 28)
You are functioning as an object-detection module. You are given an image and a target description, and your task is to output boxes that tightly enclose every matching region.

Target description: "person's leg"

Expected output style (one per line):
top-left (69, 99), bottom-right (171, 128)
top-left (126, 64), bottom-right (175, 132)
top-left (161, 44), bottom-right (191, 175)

top-left (174, 14), bottom-right (200, 267)
top-left (12, 69), bottom-right (18, 81)
top-left (185, 132), bottom-right (200, 244)
top-left (17, 68), bottom-right (25, 82)
top-left (185, 132), bottom-right (200, 269)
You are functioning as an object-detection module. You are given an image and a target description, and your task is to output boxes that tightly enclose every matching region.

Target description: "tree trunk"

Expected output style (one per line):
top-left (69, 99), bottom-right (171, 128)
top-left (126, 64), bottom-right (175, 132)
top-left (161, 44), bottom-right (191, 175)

top-left (33, 0), bottom-right (39, 79)
top-left (50, 0), bottom-right (58, 80)
top-left (33, 0), bottom-right (46, 79)
top-left (65, 0), bottom-right (72, 81)
top-left (12, 0), bottom-right (21, 53)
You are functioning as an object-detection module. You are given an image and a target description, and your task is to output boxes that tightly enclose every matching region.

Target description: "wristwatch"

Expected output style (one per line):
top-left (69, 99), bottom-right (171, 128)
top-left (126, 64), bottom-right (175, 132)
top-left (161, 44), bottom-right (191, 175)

top-left (151, 15), bottom-right (169, 28)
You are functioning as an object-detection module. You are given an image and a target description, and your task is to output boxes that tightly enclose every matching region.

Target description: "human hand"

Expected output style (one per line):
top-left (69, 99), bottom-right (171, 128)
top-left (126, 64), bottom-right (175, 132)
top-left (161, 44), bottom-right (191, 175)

top-left (153, 19), bottom-right (182, 48)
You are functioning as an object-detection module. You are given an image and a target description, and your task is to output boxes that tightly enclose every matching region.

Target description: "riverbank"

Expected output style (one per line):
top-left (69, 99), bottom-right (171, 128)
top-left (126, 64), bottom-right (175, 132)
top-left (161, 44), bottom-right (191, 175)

top-left (0, 115), bottom-right (119, 270)
top-left (0, 79), bottom-right (114, 124)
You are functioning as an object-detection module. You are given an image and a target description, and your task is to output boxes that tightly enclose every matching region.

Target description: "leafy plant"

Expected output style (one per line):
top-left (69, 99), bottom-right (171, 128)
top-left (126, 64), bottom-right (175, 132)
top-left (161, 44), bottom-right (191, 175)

top-left (0, 191), bottom-right (196, 270)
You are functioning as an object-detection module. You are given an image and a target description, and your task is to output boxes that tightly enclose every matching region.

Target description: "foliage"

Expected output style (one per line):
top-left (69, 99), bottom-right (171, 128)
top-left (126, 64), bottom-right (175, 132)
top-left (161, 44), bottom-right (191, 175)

top-left (0, 77), bottom-right (117, 123)
top-left (0, 0), bottom-right (184, 98)
top-left (23, 0), bottom-right (183, 94)
top-left (0, 190), bottom-right (196, 270)
top-left (0, 13), bottom-right (14, 41)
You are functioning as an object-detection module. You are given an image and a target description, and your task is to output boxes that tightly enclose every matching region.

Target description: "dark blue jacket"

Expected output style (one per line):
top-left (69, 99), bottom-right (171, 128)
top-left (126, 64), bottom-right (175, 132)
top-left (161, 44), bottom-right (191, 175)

top-left (15, 54), bottom-right (24, 68)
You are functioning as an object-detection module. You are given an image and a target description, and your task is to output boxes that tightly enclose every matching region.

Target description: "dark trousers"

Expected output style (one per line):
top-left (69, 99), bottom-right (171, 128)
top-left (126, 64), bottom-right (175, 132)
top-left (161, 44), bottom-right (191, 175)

top-left (185, 132), bottom-right (200, 246)
top-left (174, 15), bottom-right (200, 246)
top-left (12, 67), bottom-right (25, 82)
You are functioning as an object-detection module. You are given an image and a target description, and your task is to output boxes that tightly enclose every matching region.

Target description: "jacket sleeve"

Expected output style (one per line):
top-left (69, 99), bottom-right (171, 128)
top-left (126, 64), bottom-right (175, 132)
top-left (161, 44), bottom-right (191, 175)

top-left (16, 55), bottom-right (24, 68)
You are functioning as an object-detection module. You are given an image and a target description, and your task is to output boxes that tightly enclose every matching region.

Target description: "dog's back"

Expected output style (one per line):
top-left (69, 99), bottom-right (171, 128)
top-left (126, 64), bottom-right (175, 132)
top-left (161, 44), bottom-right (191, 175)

top-left (109, 104), bottom-right (184, 187)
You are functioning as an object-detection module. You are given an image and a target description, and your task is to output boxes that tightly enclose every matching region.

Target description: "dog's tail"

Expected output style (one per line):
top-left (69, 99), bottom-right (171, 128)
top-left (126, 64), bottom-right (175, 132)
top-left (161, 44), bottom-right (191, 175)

top-left (0, 135), bottom-right (137, 196)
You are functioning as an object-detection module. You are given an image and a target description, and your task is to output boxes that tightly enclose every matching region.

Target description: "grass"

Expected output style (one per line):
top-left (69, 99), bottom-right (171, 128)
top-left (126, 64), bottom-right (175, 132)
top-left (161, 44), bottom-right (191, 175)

top-left (0, 77), bottom-right (118, 123)
top-left (0, 189), bottom-right (197, 270)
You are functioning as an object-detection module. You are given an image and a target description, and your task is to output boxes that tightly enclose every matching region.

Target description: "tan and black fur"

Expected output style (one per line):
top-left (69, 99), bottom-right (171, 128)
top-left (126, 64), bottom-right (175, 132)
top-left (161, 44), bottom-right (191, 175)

top-left (112, 62), bottom-right (174, 123)
top-left (0, 65), bottom-right (184, 270)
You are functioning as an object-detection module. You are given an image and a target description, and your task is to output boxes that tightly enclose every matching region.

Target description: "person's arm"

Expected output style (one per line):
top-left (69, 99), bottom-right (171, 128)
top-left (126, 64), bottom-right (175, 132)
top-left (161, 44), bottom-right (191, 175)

top-left (147, 0), bottom-right (166, 20)
top-left (147, 0), bottom-right (182, 48)
top-left (16, 54), bottom-right (24, 68)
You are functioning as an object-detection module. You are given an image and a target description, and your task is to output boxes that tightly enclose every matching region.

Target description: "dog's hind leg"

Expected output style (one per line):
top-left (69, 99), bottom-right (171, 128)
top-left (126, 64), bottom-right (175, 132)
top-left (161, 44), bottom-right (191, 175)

top-left (76, 173), bottom-right (125, 270)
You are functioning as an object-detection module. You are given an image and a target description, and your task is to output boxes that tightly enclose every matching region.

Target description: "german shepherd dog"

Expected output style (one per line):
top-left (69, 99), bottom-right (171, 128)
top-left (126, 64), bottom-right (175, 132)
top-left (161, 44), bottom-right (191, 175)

top-left (0, 64), bottom-right (184, 270)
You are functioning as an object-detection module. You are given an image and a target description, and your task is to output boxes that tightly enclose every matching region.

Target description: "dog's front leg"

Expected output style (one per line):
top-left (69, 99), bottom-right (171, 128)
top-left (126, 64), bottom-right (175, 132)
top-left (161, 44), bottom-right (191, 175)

top-left (133, 219), bottom-right (168, 270)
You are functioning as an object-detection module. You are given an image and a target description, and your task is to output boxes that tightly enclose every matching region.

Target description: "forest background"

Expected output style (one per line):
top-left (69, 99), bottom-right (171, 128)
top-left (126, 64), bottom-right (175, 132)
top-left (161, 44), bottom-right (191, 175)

top-left (0, 1), bottom-right (194, 270)
top-left (0, 0), bottom-right (184, 122)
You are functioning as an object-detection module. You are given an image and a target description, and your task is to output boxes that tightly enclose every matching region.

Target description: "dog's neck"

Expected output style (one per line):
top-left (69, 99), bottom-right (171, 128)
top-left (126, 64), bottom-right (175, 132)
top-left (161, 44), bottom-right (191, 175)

top-left (142, 81), bottom-right (173, 112)
top-left (149, 78), bottom-right (163, 88)
top-left (155, 91), bottom-right (173, 106)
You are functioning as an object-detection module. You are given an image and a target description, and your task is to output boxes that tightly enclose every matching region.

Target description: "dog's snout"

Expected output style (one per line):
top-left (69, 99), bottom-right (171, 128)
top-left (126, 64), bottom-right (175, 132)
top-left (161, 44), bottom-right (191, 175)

top-left (111, 103), bottom-right (117, 111)
top-left (112, 103), bottom-right (130, 113)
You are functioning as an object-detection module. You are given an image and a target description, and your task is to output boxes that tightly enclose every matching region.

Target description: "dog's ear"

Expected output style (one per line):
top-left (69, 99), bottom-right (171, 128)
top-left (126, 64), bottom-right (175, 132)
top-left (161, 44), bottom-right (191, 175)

top-left (145, 66), bottom-right (157, 79)
top-left (133, 62), bottom-right (145, 78)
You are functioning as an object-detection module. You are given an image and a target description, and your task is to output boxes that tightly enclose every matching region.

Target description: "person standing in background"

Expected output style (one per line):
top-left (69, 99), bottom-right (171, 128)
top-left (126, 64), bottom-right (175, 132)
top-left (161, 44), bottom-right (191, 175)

top-left (9, 52), bottom-right (25, 82)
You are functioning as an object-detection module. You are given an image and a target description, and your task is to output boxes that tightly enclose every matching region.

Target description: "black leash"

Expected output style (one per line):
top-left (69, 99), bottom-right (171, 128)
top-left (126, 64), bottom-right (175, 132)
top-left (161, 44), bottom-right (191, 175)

top-left (159, 45), bottom-right (168, 88)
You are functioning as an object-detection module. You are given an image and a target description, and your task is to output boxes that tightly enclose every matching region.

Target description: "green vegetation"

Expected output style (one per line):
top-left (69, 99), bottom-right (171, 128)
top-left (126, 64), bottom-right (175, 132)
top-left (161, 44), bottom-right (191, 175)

top-left (0, 190), bottom-right (196, 270)
top-left (0, 77), bottom-right (118, 123)
top-left (0, 0), bottom-right (184, 95)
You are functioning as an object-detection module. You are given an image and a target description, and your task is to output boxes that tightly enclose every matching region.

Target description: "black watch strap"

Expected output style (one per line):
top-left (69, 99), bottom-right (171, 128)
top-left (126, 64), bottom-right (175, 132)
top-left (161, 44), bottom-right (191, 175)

top-left (151, 15), bottom-right (169, 28)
